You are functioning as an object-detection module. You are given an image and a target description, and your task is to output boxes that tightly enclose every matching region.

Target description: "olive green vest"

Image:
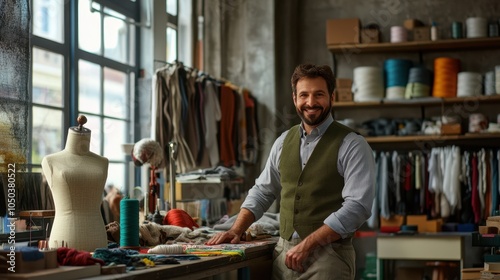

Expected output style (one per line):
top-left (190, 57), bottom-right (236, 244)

top-left (279, 121), bottom-right (354, 240)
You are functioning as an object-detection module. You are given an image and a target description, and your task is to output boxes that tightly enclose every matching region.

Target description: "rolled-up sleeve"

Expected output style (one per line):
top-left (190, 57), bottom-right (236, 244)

top-left (324, 132), bottom-right (376, 239)
top-left (240, 132), bottom-right (287, 221)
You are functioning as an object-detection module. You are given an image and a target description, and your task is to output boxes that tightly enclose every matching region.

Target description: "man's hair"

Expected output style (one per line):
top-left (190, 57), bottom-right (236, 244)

top-left (291, 64), bottom-right (335, 95)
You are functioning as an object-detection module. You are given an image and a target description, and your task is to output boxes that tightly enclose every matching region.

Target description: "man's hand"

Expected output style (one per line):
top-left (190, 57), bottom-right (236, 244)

top-left (284, 241), bottom-right (311, 273)
top-left (206, 230), bottom-right (242, 245)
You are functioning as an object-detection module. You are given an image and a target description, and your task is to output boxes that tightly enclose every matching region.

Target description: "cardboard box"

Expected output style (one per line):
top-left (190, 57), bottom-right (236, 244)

top-left (404, 19), bottom-right (424, 30)
top-left (485, 262), bottom-right (500, 271)
top-left (326, 18), bottom-right (360, 45)
top-left (479, 226), bottom-right (499, 234)
top-left (361, 28), bottom-right (380, 43)
top-left (413, 27), bottom-right (431, 41)
top-left (441, 123), bottom-right (462, 135)
top-left (381, 214), bottom-right (405, 227)
top-left (335, 78), bottom-right (353, 89)
top-left (335, 89), bottom-right (353, 102)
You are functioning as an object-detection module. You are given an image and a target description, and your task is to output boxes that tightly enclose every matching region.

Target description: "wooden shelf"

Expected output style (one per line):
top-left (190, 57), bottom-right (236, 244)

top-left (333, 95), bottom-right (500, 109)
top-left (365, 133), bottom-right (500, 144)
top-left (328, 37), bottom-right (500, 54)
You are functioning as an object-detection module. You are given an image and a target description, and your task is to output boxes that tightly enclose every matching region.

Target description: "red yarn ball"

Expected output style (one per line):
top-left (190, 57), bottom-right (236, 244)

top-left (164, 209), bottom-right (199, 230)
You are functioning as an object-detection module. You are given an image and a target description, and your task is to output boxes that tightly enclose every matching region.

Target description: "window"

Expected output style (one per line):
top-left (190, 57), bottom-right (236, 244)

top-left (31, 0), bottom-right (139, 192)
top-left (166, 0), bottom-right (193, 66)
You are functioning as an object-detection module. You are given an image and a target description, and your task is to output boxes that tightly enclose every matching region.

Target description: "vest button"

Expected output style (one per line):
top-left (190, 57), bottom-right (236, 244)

top-left (298, 181), bottom-right (303, 186)
top-left (294, 209), bottom-right (299, 214)
top-left (296, 195), bottom-right (300, 200)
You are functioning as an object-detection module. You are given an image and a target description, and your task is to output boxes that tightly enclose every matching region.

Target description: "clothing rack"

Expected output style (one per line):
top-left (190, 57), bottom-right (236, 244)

top-left (153, 59), bottom-right (231, 86)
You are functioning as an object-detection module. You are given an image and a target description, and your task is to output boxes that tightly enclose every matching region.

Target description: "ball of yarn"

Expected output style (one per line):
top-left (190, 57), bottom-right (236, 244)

top-left (163, 209), bottom-right (199, 230)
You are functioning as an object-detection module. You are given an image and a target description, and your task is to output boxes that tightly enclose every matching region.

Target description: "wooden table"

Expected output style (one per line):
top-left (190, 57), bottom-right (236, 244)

top-left (81, 239), bottom-right (277, 280)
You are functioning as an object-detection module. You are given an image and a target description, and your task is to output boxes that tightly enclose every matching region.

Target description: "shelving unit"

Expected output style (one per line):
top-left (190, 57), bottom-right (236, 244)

top-left (328, 37), bottom-right (500, 54)
top-left (329, 38), bottom-right (500, 149)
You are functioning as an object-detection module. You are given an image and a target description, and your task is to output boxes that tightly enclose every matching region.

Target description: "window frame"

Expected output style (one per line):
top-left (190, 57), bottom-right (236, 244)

top-left (30, 0), bottom-right (141, 191)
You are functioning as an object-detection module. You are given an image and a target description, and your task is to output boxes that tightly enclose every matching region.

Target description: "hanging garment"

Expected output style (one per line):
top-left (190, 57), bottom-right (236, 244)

top-left (367, 151), bottom-right (379, 229)
top-left (379, 152), bottom-right (390, 219)
top-left (219, 85), bottom-right (237, 167)
top-left (203, 79), bottom-right (222, 167)
top-left (472, 153), bottom-right (481, 223)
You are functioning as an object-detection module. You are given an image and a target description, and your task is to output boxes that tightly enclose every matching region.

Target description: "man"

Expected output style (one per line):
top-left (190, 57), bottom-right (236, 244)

top-left (206, 64), bottom-right (375, 279)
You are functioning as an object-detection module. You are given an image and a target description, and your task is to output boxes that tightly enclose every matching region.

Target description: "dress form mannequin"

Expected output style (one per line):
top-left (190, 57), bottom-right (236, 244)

top-left (41, 116), bottom-right (108, 252)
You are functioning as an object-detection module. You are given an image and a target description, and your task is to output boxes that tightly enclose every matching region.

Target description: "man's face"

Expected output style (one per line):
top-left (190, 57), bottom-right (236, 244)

top-left (293, 77), bottom-right (333, 131)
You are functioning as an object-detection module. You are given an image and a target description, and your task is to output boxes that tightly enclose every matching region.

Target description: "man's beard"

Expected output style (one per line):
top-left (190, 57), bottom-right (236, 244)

top-left (296, 104), bottom-right (331, 127)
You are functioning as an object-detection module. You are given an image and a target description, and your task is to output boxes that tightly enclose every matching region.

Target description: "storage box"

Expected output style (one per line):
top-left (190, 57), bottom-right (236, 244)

top-left (381, 214), bottom-right (405, 227)
top-left (335, 78), bottom-right (353, 89)
top-left (335, 89), bottom-right (353, 102)
top-left (413, 27), bottom-right (431, 41)
top-left (326, 18), bottom-right (360, 45)
top-left (404, 19), bottom-right (424, 30)
top-left (441, 123), bottom-right (462, 135)
top-left (361, 28), bottom-right (380, 43)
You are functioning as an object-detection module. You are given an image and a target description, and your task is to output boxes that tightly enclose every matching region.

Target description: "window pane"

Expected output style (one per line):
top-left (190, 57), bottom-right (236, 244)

top-left (32, 0), bottom-right (64, 43)
top-left (104, 67), bottom-right (127, 119)
top-left (79, 0), bottom-right (101, 54)
top-left (104, 8), bottom-right (128, 64)
top-left (178, 0), bottom-right (193, 67)
top-left (166, 27), bottom-right (177, 63)
top-left (32, 48), bottom-right (63, 107)
top-left (79, 60), bottom-right (101, 114)
top-left (103, 118), bottom-right (126, 161)
top-left (107, 162), bottom-right (126, 191)
top-left (166, 0), bottom-right (177, 16)
top-left (32, 106), bottom-right (63, 164)
top-left (85, 115), bottom-right (102, 154)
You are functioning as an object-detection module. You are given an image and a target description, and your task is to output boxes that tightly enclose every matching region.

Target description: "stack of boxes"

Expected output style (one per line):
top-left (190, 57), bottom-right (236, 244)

top-left (335, 78), bottom-right (353, 102)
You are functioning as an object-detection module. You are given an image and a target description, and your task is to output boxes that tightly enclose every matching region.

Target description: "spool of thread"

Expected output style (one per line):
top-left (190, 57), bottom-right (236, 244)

top-left (352, 66), bottom-right (384, 102)
top-left (147, 244), bottom-right (184, 254)
top-left (495, 65), bottom-right (500, 94)
top-left (489, 21), bottom-right (499, 37)
top-left (451, 21), bottom-right (463, 39)
top-left (466, 17), bottom-right (487, 38)
top-left (484, 71), bottom-right (495, 95)
top-left (405, 66), bottom-right (432, 98)
top-left (384, 59), bottom-right (412, 100)
top-left (432, 57), bottom-right (461, 98)
top-left (390, 26), bottom-right (407, 43)
top-left (120, 198), bottom-right (140, 248)
top-left (457, 72), bottom-right (483, 97)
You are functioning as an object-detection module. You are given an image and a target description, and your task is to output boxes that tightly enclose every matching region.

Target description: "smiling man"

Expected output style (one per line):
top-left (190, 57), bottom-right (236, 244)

top-left (207, 64), bottom-right (375, 280)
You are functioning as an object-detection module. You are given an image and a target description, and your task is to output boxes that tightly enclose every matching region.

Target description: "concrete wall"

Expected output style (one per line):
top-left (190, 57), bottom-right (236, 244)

top-left (274, 0), bottom-right (500, 125)
top-left (204, 0), bottom-right (276, 185)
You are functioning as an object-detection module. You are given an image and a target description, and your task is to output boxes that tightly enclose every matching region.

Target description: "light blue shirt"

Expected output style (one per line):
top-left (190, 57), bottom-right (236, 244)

top-left (241, 114), bottom-right (376, 239)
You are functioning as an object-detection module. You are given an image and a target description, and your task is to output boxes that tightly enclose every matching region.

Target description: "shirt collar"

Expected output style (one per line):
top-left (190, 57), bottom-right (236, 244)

top-left (299, 114), bottom-right (334, 137)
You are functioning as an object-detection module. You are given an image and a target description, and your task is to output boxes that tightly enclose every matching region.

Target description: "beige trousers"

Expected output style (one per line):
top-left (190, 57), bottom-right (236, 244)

top-left (271, 237), bottom-right (355, 280)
